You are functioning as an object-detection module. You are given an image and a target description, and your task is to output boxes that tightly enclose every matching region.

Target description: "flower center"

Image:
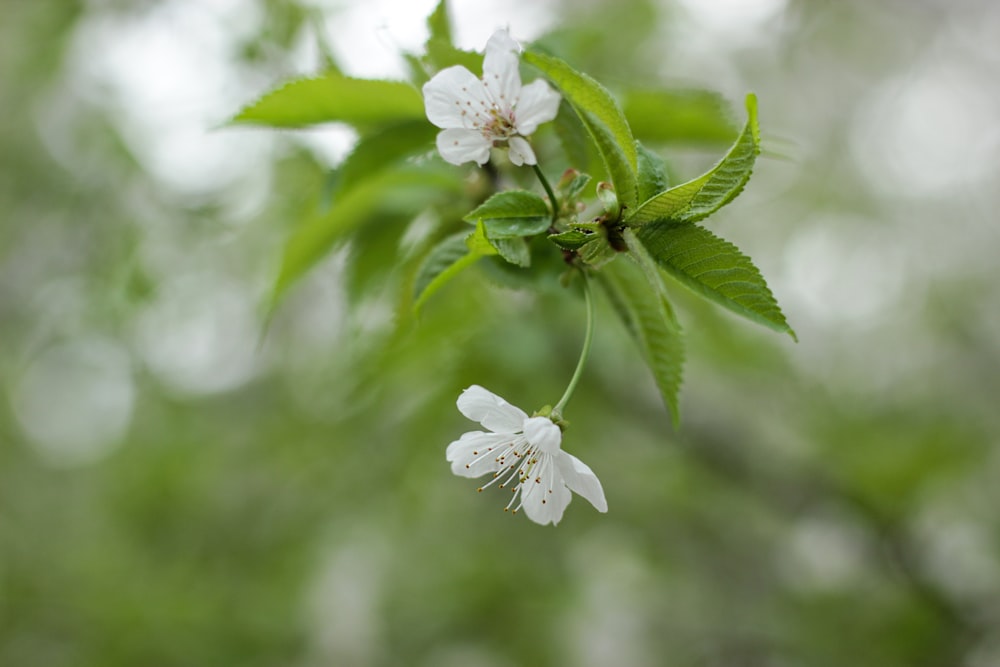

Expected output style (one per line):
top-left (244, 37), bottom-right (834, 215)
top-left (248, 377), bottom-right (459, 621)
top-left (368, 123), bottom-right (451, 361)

top-left (485, 107), bottom-right (516, 140)
top-left (474, 435), bottom-right (556, 514)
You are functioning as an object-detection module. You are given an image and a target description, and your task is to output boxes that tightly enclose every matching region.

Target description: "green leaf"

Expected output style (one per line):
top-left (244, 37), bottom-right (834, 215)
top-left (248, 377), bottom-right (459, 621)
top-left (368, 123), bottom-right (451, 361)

top-left (598, 259), bottom-right (685, 427)
top-left (553, 99), bottom-right (591, 171)
top-left (523, 50), bottom-right (638, 209)
top-left (635, 220), bottom-right (796, 339)
top-left (465, 221), bottom-right (498, 255)
top-left (548, 229), bottom-right (592, 251)
top-left (232, 73), bottom-right (425, 128)
top-left (273, 167), bottom-right (460, 302)
top-left (579, 234), bottom-right (618, 269)
top-left (463, 190), bottom-right (551, 238)
top-left (422, 1), bottom-right (483, 76)
top-left (425, 41), bottom-right (483, 76)
top-left (624, 88), bottom-right (739, 146)
top-left (413, 223), bottom-right (497, 312)
top-left (561, 170), bottom-right (592, 202)
top-left (627, 93), bottom-right (760, 226)
top-left (332, 120), bottom-right (436, 196)
top-left (426, 0), bottom-right (452, 45)
top-left (636, 142), bottom-right (669, 204)
top-left (491, 237), bottom-right (531, 267)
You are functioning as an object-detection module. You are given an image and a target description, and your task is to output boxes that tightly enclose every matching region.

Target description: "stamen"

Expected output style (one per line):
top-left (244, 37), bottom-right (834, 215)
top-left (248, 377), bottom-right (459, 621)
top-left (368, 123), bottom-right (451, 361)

top-left (467, 446), bottom-right (503, 470)
top-left (496, 463), bottom-right (522, 489)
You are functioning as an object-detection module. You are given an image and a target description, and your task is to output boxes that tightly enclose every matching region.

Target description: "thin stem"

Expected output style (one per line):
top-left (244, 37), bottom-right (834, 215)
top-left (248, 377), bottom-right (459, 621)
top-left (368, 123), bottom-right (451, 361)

top-left (553, 271), bottom-right (594, 419)
top-left (532, 163), bottom-right (559, 224)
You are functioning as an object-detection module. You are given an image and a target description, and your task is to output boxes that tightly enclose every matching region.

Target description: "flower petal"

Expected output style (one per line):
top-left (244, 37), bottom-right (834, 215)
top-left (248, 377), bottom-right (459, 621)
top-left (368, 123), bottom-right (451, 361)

top-left (446, 430), bottom-right (511, 477)
top-left (555, 451), bottom-right (608, 512)
top-left (436, 128), bottom-right (491, 166)
top-left (522, 416), bottom-right (561, 453)
top-left (514, 79), bottom-right (561, 136)
top-left (423, 66), bottom-right (492, 130)
top-left (456, 385), bottom-right (529, 433)
top-left (482, 29), bottom-right (521, 110)
top-left (520, 461), bottom-right (572, 525)
top-left (506, 136), bottom-right (537, 166)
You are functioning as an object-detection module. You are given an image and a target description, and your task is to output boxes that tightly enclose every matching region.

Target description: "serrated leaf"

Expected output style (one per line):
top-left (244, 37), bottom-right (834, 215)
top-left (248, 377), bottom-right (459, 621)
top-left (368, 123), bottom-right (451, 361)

top-left (636, 142), bottom-right (669, 204)
top-left (599, 259), bottom-right (685, 427)
top-left (579, 234), bottom-right (618, 269)
top-left (273, 167), bottom-right (461, 303)
top-left (232, 73), bottom-right (425, 128)
top-left (635, 220), bottom-right (796, 339)
top-left (413, 223), bottom-right (497, 312)
top-left (627, 94), bottom-right (760, 226)
top-left (523, 51), bottom-right (638, 209)
top-left (491, 237), bottom-right (531, 267)
top-left (622, 228), bottom-right (673, 309)
top-left (624, 88), bottom-right (738, 146)
top-left (463, 190), bottom-right (551, 238)
top-left (548, 229), bottom-right (592, 250)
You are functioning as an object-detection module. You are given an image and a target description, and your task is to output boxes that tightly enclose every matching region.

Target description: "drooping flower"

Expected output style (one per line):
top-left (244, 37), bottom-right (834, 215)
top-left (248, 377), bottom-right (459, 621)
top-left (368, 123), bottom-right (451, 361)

top-left (422, 29), bottom-right (561, 167)
top-left (446, 385), bottom-right (607, 525)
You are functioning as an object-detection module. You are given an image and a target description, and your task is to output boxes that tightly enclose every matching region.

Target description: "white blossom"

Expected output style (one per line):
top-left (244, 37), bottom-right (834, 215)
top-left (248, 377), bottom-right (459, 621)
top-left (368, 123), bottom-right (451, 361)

top-left (446, 385), bottom-right (607, 525)
top-left (422, 29), bottom-right (561, 167)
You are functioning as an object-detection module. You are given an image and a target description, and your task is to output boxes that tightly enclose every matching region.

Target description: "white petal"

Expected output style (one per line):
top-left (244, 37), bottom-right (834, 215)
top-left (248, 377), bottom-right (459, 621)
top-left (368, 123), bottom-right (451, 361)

top-left (555, 451), bottom-right (608, 512)
top-left (423, 66), bottom-right (492, 129)
top-left (482, 29), bottom-right (521, 110)
top-left (446, 431), bottom-right (511, 477)
top-left (436, 128), bottom-right (491, 166)
top-left (522, 417), bottom-right (561, 453)
top-left (520, 462), bottom-right (572, 525)
top-left (456, 385), bottom-right (529, 433)
top-left (506, 136), bottom-right (536, 166)
top-left (514, 79), bottom-right (561, 135)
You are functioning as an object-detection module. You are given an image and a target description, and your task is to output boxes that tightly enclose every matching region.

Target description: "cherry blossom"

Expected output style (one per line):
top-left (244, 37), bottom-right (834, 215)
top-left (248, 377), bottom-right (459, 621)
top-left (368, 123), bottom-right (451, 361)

top-left (422, 29), bottom-right (561, 166)
top-left (446, 385), bottom-right (607, 525)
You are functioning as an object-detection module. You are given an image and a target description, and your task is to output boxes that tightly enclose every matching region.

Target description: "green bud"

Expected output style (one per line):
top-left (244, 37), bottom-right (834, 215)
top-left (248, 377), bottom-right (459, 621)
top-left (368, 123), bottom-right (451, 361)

top-left (596, 181), bottom-right (621, 219)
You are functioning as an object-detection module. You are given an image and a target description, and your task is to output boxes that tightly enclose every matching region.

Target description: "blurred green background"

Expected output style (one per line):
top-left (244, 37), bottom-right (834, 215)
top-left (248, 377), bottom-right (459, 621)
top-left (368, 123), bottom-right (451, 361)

top-left (3, 0), bottom-right (999, 665)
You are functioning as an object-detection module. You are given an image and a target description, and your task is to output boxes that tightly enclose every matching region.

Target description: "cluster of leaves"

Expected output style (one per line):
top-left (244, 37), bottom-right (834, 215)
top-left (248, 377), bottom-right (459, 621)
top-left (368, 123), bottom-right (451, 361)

top-left (231, 0), bottom-right (794, 426)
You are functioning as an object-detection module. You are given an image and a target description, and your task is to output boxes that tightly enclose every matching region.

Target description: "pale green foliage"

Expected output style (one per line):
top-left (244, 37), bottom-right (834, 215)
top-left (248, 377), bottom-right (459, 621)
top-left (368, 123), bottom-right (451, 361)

top-left (274, 167), bottom-right (460, 301)
top-left (624, 88), bottom-right (738, 146)
top-left (414, 223), bottom-right (498, 312)
top-left (421, 0), bottom-right (482, 77)
top-left (331, 121), bottom-right (437, 196)
top-left (232, 73), bottom-right (424, 127)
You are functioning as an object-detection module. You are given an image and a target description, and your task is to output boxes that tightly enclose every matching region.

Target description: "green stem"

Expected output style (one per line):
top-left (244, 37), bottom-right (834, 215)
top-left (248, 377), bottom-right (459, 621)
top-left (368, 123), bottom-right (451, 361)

top-left (552, 271), bottom-right (594, 419)
top-left (532, 163), bottom-right (559, 224)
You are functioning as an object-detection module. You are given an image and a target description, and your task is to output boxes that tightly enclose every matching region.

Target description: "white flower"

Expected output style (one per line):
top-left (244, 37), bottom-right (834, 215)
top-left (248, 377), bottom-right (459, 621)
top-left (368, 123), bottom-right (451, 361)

top-left (422, 29), bottom-right (561, 167)
top-left (446, 385), bottom-right (608, 525)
